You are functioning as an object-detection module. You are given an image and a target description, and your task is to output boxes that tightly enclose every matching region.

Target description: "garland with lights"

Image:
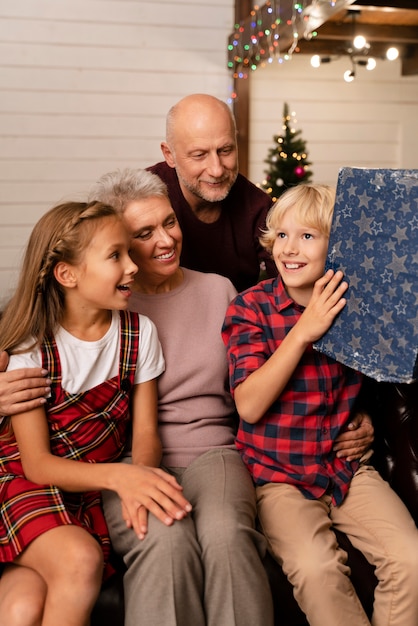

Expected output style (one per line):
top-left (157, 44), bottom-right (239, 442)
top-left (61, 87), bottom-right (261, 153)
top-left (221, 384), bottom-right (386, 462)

top-left (228, 0), bottom-right (309, 82)
top-left (227, 0), bottom-right (347, 88)
top-left (260, 102), bottom-right (312, 200)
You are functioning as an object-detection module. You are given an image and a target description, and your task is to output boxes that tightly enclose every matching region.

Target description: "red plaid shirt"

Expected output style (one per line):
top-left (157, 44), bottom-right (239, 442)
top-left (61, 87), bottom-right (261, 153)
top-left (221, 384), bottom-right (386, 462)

top-left (222, 278), bottom-right (363, 506)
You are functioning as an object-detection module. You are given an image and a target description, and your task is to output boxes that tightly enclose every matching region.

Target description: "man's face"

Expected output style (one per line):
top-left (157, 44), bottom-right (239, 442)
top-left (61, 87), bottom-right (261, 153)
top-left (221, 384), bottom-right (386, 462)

top-left (162, 109), bottom-right (239, 206)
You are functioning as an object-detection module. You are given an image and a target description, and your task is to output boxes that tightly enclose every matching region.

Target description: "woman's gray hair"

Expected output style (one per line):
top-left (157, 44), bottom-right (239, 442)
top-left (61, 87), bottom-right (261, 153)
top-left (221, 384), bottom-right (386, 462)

top-left (88, 168), bottom-right (169, 214)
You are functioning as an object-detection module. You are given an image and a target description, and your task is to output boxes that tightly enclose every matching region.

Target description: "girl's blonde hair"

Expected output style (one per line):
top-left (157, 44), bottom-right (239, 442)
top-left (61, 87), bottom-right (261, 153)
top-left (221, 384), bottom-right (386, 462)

top-left (0, 201), bottom-right (119, 354)
top-left (260, 184), bottom-right (336, 253)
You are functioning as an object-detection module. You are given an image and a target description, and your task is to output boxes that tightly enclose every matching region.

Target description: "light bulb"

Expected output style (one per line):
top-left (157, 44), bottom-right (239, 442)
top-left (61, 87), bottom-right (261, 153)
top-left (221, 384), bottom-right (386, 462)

top-left (353, 35), bottom-right (367, 50)
top-left (344, 69), bottom-right (355, 83)
top-left (386, 47), bottom-right (399, 61)
top-left (311, 54), bottom-right (321, 68)
top-left (366, 58), bottom-right (377, 70)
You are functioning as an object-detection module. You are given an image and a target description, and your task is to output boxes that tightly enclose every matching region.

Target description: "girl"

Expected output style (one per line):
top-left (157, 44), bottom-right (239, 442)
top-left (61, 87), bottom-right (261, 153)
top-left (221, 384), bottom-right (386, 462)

top-left (0, 201), bottom-right (191, 626)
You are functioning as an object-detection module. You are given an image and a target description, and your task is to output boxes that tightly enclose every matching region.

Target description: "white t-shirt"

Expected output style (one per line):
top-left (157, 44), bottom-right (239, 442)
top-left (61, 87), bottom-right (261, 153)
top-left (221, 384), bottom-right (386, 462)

top-left (7, 311), bottom-right (165, 394)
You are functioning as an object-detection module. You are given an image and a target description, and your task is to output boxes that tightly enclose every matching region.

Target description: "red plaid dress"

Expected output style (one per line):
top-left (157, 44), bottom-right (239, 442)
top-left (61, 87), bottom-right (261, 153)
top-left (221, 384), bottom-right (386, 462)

top-left (0, 310), bottom-right (139, 576)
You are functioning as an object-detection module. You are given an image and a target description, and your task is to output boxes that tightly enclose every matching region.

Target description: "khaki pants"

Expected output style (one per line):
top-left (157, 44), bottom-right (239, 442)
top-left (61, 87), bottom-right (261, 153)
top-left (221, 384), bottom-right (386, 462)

top-left (103, 448), bottom-right (273, 626)
top-left (257, 464), bottom-right (418, 626)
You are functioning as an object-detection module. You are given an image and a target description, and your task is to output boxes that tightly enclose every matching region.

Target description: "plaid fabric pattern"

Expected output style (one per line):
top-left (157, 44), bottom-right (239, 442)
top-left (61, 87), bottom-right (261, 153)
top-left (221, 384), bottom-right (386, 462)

top-left (45, 310), bottom-right (139, 464)
top-left (222, 278), bottom-right (362, 506)
top-left (0, 311), bottom-right (140, 568)
top-left (314, 167), bottom-right (418, 383)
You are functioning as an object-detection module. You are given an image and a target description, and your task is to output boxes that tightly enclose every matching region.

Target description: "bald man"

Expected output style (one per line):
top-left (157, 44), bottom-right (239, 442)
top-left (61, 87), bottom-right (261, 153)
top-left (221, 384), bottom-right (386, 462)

top-left (148, 93), bottom-right (277, 293)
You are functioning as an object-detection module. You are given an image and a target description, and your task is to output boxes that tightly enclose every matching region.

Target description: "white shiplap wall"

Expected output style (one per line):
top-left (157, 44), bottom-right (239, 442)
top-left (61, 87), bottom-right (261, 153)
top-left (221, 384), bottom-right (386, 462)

top-left (0, 0), bottom-right (234, 306)
top-left (2, 2), bottom-right (418, 308)
top-left (249, 54), bottom-right (418, 188)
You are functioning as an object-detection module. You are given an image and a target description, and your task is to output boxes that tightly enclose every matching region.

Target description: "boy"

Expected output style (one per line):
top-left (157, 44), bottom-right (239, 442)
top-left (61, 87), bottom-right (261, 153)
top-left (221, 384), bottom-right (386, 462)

top-left (222, 184), bottom-right (418, 626)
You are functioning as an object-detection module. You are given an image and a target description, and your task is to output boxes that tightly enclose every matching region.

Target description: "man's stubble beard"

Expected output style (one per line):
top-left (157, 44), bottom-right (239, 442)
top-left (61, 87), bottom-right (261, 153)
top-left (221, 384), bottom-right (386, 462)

top-left (178, 170), bottom-right (238, 204)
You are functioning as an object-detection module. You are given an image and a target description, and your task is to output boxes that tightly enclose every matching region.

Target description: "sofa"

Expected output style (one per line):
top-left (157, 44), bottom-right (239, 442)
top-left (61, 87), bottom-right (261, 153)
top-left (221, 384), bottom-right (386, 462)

top-left (91, 378), bottom-right (418, 626)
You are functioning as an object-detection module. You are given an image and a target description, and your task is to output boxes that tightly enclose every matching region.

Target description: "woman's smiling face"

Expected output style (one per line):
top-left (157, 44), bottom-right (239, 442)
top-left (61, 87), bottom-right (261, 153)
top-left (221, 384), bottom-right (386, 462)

top-left (123, 196), bottom-right (183, 283)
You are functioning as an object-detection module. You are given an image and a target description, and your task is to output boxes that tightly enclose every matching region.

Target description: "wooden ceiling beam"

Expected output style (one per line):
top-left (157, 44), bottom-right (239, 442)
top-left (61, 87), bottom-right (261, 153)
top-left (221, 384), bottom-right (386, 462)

top-left (297, 39), bottom-right (410, 57)
top-left (314, 22), bottom-right (418, 44)
top-left (352, 1), bottom-right (418, 9)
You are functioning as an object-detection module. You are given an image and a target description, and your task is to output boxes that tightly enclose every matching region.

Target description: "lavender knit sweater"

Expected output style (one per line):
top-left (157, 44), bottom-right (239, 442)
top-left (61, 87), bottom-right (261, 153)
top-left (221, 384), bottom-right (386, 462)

top-left (129, 268), bottom-right (238, 467)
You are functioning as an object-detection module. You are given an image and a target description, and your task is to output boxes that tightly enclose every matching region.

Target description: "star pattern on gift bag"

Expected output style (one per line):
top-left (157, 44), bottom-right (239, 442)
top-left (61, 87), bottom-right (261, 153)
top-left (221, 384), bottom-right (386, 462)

top-left (314, 167), bottom-right (418, 383)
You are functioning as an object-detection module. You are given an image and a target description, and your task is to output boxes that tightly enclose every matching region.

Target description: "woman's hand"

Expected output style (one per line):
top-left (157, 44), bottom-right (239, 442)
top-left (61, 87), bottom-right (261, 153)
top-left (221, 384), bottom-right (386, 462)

top-left (121, 500), bottom-right (149, 540)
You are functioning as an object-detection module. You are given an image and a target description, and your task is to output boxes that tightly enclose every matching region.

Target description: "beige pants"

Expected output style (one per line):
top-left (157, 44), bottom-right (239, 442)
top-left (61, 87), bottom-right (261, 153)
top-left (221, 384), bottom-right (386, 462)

top-left (103, 448), bottom-right (273, 626)
top-left (257, 464), bottom-right (418, 626)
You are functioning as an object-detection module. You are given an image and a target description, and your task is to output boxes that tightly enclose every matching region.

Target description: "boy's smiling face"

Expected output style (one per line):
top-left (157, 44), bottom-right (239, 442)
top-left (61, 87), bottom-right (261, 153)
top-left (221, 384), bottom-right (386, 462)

top-left (272, 207), bottom-right (329, 308)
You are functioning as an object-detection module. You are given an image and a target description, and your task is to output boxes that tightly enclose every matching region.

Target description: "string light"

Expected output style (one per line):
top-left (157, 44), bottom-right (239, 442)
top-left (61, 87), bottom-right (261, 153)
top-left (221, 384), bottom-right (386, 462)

top-left (227, 1), bottom-right (341, 78)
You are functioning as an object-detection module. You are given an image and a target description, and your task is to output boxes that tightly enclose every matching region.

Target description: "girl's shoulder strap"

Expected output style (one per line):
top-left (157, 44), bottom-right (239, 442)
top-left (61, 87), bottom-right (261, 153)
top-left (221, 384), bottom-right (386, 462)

top-left (40, 333), bottom-right (62, 405)
top-left (41, 333), bottom-right (62, 383)
top-left (118, 310), bottom-right (140, 392)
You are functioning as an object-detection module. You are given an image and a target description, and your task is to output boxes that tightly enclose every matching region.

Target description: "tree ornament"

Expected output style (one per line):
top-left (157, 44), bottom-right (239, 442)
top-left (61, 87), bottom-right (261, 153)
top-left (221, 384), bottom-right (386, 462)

top-left (294, 165), bottom-right (305, 178)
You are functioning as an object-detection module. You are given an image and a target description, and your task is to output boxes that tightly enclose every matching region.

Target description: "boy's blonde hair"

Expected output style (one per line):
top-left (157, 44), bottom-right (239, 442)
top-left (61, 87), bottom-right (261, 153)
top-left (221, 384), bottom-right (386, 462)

top-left (260, 184), bottom-right (336, 253)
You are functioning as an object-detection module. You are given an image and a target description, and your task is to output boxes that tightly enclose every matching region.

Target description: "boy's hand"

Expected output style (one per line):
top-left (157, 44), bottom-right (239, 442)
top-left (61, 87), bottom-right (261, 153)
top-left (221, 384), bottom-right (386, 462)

top-left (0, 351), bottom-right (50, 416)
top-left (298, 270), bottom-right (348, 344)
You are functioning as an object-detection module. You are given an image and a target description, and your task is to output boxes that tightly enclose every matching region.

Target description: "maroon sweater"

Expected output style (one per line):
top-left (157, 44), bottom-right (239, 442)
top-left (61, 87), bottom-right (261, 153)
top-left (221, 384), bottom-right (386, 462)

top-left (148, 162), bottom-right (277, 292)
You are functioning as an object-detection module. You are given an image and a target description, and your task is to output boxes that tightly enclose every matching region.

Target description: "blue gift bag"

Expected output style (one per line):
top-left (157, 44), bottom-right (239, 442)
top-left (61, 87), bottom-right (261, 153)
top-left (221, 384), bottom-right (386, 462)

top-left (314, 167), bottom-right (418, 383)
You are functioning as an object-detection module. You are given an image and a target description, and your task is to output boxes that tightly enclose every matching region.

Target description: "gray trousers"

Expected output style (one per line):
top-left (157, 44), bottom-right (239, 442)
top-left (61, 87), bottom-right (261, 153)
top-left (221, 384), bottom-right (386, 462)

top-left (102, 448), bottom-right (274, 626)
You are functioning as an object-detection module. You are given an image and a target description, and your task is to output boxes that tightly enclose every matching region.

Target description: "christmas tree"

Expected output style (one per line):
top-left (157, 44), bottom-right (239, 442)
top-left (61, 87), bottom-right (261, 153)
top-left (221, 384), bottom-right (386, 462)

top-left (260, 103), bottom-right (312, 200)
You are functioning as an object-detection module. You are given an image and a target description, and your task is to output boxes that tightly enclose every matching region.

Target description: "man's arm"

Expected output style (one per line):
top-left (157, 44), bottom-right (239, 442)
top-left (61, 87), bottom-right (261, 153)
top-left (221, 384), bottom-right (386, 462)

top-left (0, 351), bottom-right (50, 416)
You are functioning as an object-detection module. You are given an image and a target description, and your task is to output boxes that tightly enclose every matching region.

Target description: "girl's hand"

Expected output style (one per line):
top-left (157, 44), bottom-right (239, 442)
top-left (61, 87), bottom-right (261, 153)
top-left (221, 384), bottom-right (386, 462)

top-left (116, 465), bottom-right (191, 539)
top-left (297, 269), bottom-right (348, 344)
